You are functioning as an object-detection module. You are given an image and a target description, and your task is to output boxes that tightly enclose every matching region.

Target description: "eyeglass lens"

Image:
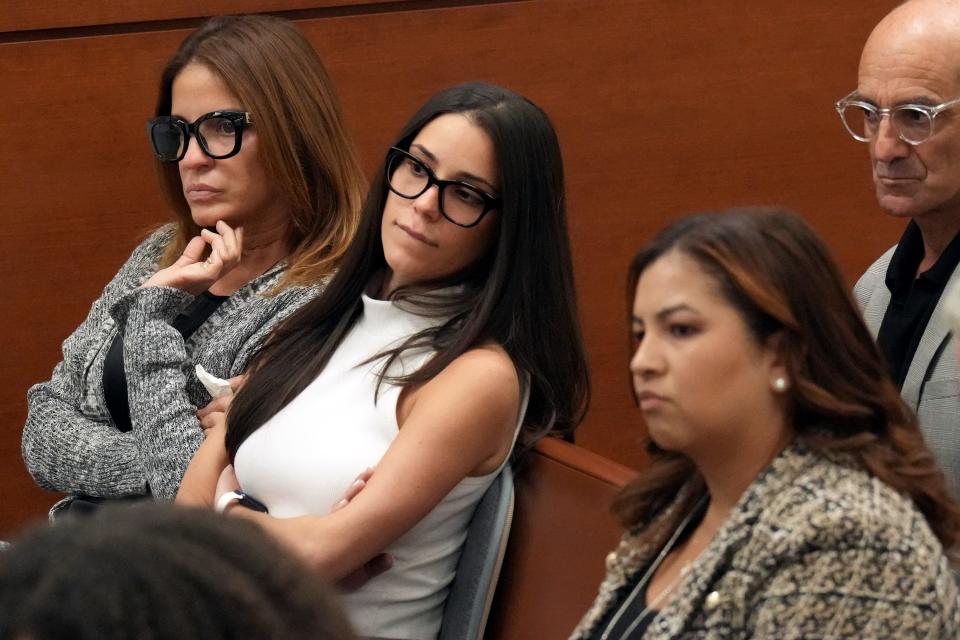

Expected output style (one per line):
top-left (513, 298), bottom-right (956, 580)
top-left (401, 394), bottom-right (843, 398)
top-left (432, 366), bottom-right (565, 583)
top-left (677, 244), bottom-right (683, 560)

top-left (840, 104), bottom-right (934, 144)
top-left (150, 115), bottom-right (240, 161)
top-left (387, 152), bottom-right (488, 226)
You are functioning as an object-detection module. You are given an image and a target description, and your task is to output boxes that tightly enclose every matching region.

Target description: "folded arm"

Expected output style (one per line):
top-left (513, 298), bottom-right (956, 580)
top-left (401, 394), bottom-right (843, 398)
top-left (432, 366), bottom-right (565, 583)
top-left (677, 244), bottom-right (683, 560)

top-left (110, 285), bottom-right (205, 498)
top-left (184, 345), bottom-right (522, 581)
top-left (22, 229), bottom-right (171, 496)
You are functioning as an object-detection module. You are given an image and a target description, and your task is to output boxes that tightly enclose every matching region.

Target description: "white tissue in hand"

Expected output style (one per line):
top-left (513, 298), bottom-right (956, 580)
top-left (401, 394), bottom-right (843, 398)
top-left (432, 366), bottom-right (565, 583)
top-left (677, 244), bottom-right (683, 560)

top-left (195, 364), bottom-right (233, 399)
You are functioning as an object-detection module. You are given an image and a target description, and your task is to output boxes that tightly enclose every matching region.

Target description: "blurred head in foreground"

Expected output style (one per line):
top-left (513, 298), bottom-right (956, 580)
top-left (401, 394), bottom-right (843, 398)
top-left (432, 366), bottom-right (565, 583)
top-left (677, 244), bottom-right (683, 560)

top-left (0, 504), bottom-right (355, 640)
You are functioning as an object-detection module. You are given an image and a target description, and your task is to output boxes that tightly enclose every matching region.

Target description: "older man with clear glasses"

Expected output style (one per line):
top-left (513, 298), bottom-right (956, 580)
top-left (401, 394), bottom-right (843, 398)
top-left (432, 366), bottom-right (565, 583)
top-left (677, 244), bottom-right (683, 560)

top-left (837, 0), bottom-right (960, 498)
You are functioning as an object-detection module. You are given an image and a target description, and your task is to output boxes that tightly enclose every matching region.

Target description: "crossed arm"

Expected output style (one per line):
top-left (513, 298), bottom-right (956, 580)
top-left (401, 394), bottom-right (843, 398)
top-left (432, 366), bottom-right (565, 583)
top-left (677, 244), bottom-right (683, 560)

top-left (22, 229), bottom-right (181, 497)
top-left (177, 345), bottom-right (522, 581)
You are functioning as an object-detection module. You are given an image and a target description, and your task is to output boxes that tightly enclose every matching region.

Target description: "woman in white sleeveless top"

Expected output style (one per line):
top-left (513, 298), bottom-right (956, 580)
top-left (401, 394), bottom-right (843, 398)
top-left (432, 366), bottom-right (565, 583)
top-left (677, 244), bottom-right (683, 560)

top-left (177, 82), bottom-right (590, 639)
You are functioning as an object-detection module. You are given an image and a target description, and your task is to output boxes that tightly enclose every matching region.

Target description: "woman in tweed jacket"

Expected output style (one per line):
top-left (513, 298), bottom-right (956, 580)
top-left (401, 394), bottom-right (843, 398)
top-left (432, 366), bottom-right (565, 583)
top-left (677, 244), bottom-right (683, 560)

top-left (21, 16), bottom-right (364, 507)
top-left (573, 209), bottom-right (960, 639)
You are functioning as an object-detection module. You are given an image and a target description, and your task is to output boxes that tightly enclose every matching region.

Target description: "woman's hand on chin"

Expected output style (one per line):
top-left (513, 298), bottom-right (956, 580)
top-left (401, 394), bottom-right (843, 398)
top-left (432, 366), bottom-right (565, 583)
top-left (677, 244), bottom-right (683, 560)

top-left (143, 221), bottom-right (243, 295)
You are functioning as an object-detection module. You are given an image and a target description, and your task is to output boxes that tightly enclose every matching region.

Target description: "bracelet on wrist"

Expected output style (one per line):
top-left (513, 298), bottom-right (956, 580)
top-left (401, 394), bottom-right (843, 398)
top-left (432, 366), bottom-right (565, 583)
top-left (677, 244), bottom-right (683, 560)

top-left (215, 490), bottom-right (268, 514)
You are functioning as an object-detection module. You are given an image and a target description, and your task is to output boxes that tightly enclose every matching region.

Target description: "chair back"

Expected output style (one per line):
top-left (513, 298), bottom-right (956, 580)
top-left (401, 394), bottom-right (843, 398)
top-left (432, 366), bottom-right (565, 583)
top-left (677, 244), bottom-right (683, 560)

top-left (438, 465), bottom-right (515, 640)
top-left (485, 438), bottom-right (637, 638)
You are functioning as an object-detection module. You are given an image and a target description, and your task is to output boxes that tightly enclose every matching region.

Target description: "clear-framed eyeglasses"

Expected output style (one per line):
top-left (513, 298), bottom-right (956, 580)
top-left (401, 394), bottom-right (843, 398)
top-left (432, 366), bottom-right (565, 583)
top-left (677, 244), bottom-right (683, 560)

top-left (835, 92), bottom-right (960, 146)
top-left (385, 147), bottom-right (501, 228)
top-left (147, 111), bottom-right (253, 162)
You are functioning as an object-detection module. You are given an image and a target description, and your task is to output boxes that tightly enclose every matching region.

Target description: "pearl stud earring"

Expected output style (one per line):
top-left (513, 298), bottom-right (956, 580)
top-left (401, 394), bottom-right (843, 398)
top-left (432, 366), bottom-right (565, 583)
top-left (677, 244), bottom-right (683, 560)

top-left (772, 377), bottom-right (788, 393)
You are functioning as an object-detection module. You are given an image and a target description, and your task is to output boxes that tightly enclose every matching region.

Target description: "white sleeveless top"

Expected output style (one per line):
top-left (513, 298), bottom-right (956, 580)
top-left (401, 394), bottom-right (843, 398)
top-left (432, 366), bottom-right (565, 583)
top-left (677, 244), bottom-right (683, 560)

top-left (234, 292), bottom-right (527, 639)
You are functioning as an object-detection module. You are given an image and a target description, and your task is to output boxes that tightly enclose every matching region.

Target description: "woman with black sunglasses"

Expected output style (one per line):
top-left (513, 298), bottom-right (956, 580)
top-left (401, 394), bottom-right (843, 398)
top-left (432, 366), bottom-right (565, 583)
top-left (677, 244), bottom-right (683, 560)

top-left (176, 82), bottom-right (590, 639)
top-left (21, 15), bottom-right (364, 513)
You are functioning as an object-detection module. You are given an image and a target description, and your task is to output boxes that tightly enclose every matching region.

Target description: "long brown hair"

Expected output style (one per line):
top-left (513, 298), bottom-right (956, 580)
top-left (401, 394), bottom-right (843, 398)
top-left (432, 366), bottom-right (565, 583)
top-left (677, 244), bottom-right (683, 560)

top-left (614, 208), bottom-right (960, 552)
top-left (153, 15), bottom-right (365, 289)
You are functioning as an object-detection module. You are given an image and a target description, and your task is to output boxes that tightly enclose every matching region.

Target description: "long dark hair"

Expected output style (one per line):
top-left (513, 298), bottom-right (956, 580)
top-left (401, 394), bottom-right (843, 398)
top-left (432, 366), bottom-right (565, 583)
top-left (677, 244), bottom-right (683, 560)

top-left (613, 208), bottom-right (960, 552)
top-left (226, 82), bottom-right (590, 459)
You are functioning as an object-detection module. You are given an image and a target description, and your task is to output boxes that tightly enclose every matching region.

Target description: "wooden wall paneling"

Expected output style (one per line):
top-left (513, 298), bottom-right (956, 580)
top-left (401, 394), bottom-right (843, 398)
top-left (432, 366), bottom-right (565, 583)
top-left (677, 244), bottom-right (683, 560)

top-left (1, 0), bottom-right (901, 538)
top-left (0, 30), bottom-right (182, 535)
top-left (0, 0), bottom-right (422, 35)
top-left (486, 438), bottom-right (637, 639)
top-left (297, 0), bottom-right (899, 470)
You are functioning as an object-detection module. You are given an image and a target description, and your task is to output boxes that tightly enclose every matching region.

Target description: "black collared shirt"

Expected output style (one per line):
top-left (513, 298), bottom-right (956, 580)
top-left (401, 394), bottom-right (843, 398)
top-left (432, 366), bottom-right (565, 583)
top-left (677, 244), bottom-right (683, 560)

top-left (876, 221), bottom-right (960, 389)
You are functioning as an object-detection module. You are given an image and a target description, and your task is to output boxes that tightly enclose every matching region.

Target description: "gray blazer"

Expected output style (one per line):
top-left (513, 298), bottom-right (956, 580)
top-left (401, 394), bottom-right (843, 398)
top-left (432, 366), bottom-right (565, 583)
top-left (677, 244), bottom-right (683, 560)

top-left (854, 246), bottom-right (960, 498)
top-left (21, 226), bottom-right (322, 500)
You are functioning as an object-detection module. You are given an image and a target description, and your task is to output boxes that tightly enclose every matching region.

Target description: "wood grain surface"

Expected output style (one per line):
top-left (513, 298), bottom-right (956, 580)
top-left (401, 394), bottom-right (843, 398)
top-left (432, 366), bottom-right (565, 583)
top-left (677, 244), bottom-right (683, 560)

top-left (0, 0), bottom-right (900, 537)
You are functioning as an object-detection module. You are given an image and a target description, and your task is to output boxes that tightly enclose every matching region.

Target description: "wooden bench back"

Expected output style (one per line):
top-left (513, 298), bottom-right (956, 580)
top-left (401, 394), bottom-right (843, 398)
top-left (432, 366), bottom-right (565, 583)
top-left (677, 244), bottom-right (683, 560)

top-left (486, 438), bottom-right (637, 639)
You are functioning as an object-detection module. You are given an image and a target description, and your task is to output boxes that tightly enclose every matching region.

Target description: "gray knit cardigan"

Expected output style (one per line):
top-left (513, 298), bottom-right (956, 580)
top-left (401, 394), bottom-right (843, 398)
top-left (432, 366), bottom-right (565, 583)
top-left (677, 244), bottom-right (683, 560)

top-left (571, 442), bottom-right (959, 639)
top-left (22, 225), bottom-right (322, 500)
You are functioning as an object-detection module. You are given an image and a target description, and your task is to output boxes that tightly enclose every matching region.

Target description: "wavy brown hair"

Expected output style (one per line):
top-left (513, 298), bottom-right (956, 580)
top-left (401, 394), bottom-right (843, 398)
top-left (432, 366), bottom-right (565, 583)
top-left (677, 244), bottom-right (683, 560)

top-left (153, 15), bottom-right (365, 290)
top-left (613, 208), bottom-right (960, 553)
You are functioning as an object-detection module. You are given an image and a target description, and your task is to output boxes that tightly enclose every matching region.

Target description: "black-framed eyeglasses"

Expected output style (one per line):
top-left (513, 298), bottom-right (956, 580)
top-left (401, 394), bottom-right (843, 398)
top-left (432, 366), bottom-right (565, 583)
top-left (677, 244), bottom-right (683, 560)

top-left (147, 111), bottom-right (253, 162)
top-left (385, 147), bottom-right (501, 228)
top-left (835, 92), bottom-right (960, 145)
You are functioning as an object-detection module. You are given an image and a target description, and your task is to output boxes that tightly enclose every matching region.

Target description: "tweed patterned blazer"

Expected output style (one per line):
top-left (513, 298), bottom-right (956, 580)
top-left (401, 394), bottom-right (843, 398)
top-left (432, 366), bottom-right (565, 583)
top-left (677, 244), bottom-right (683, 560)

top-left (570, 442), bottom-right (959, 640)
top-left (855, 246), bottom-right (960, 499)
